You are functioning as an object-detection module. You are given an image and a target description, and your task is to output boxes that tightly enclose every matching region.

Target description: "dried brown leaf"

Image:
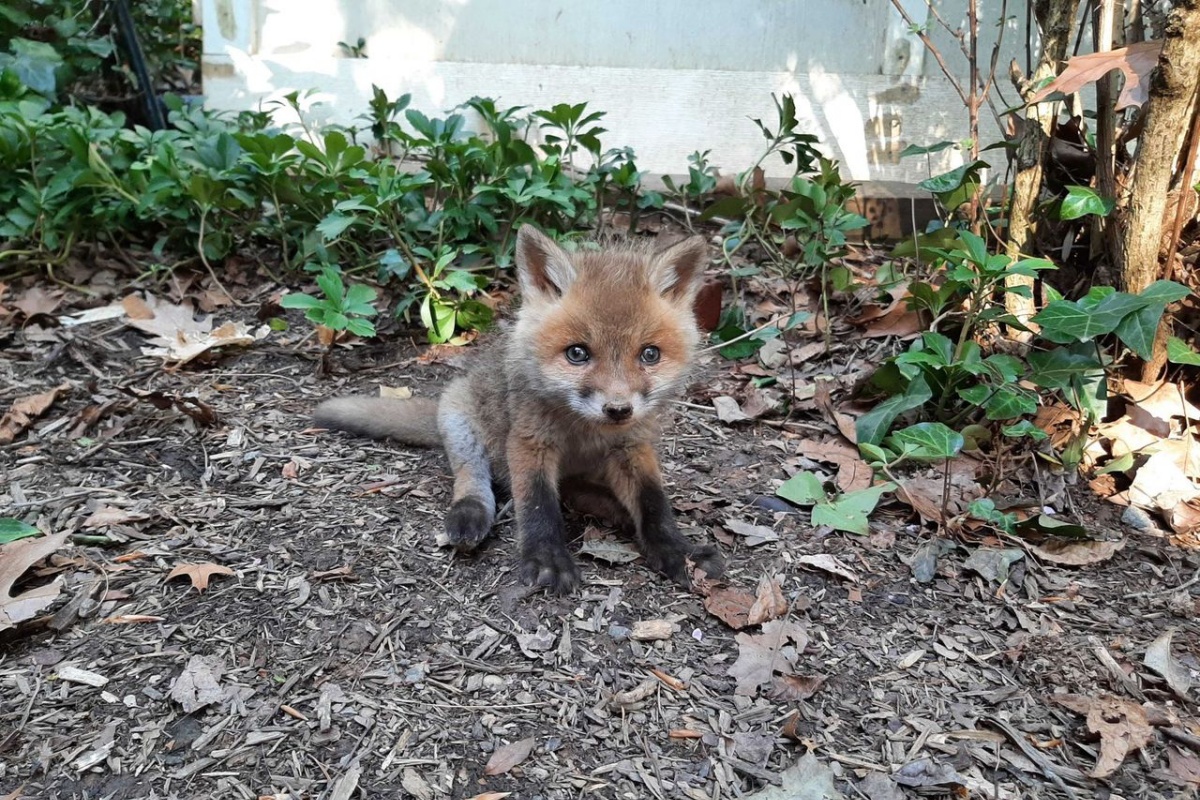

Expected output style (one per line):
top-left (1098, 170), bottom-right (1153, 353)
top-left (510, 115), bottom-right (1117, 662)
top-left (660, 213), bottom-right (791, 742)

top-left (1032, 41), bottom-right (1164, 110)
top-left (13, 287), bottom-right (63, 319)
top-left (1031, 538), bottom-right (1125, 566)
top-left (1054, 694), bottom-right (1153, 778)
top-left (703, 585), bottom-right (756, 629)
top-left (0, 530), bottom-right (71, 632)
top-left (82, 506), bottom-right (150, 529)
top-left (0, 383), bottom-right (70, 444)
top-left (747, 575), bottom-right (787, 626)
top-left (483, 737), bottom-right (535, 776)
top-left (770, 673), bottom-right (826, 701)
top-left (166, 563), bottom-right (235, 592)
top-left (728, 619), bottom-right (807, 696)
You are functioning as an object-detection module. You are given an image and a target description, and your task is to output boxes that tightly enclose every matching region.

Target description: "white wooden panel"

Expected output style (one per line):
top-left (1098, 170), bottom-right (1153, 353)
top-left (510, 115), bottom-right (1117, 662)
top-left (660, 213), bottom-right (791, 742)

top-left (201, 0), bottom-right (1029, 195)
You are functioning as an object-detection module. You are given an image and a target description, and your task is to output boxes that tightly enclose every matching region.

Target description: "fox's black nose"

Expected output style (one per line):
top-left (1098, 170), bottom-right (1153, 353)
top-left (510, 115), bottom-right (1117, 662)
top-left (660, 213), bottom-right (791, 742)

top-left (604, 402), bottom-right (633, 422)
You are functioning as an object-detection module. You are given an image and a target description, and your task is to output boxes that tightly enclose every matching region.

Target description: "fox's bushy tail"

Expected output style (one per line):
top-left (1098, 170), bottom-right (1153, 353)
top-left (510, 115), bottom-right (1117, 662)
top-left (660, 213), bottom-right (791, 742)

top-left (313, 396), bottom-right (442, 447)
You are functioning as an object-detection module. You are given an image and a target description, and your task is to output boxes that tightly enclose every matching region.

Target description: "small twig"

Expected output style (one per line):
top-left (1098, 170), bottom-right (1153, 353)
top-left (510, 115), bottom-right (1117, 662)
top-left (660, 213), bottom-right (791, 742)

top-left (1124, 567), bottom-right (1200, 600)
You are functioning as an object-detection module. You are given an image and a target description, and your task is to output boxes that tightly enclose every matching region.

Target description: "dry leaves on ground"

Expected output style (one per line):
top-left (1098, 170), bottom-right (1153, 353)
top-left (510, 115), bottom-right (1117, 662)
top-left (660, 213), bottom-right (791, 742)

top-left (1054, 694), bottom-right (1154, 778)
top-left (483, 737), bottom-right (535, 776)
top-left (166, 563), bottom-right (235, 592)
top-left (0, 383), bottom-right (70, 444)
top-left (123, 293), bottom-right (267, 365)
top-left (727, 618), bottom-right (809, 697)
top-left (0, 530), bottom-right (71, 632)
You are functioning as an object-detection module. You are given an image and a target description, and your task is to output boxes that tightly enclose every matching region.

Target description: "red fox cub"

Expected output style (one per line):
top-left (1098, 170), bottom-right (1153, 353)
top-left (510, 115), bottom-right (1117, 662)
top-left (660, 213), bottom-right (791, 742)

top-left (314, 225), bottom-right (724, 594)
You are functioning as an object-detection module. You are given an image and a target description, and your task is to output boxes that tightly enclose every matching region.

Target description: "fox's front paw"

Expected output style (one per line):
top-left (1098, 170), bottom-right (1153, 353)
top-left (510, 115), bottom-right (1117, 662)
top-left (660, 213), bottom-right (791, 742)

top-left (643, 538), bottom-right (724, 587)
top-left (519, 546), bottom-right (581, 595)
top-left (445, 498), bottom-right (492, 551)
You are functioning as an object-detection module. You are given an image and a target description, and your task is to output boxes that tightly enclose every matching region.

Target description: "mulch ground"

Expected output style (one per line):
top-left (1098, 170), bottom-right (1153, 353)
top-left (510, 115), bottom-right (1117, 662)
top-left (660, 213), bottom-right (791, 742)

top-left (2, 284), bottom-right (1199, 800)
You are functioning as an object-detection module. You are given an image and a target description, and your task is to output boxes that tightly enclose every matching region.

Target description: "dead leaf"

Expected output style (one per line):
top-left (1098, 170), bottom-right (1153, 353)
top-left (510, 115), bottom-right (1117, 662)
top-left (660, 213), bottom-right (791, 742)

top-left (770, 673), bottom-right (826, 701)
top-left (1124, 379), bottom-right (1200, 426)
top-left (119, 387), bottom-right (219, 426)
top-left (166, 563), bottom-right (235, 592)
top-left (82, 506), bottom-right (150, 529)
top-left (170, 654), bottom-right (225, 713)
top-left (1032, 40), bottom-right (1164, 110)
top-left (123, 293), bottom-right (267, 365)
top-left (747, 575), bottom-right (788, 625)
top-left (1144, 629), bottom-right (1192, 697)
top-left (379, 385), bottom-right (413, 399)
top-left (797, 438), bottom-right (874, 492)
top-left (467, 793), bottom-right (514, 800)
top-left (722, 518), bottom-right (779, 546)
top-left (13, 287), bottom-right (63, 319)
top-left (860, 298), bottom-right (923, 339)
top-left (742, 752), bottom-right (844, 799)
top-left (0, 529), bottom-right (71, 632)
top-left (1054, 694), bottom-right (1153, 778)
top-left (728, 619), bottom-right (807, 696)
top-left (703, 585), bottom-right (756, 629)
top-left (483, 737), bottom-right (535, 776)
top-left (713, 396), bottom-right (750, 423)
top-left (1031, 538), bottom-right (1125, 566)
top-left (797, 554), bottom-right (859, 583)
top-left (0, 383), bottom-right (70, 444)
top-left (578, 538), bottom-right (640, 564)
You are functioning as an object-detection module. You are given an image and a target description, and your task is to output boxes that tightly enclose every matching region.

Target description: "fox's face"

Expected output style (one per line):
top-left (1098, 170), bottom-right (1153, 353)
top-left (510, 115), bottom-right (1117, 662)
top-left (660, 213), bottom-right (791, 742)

top-left (510, 227), bottom-right (708, 427)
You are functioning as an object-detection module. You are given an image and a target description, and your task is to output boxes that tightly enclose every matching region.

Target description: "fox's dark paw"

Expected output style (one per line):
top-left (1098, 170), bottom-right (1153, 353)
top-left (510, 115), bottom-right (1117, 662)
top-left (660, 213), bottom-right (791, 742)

top-left (643, 538), bottom-right (724, 587)
top-left (519, 546), bottom-right (581, 595)
top-left (445, 498), bottom-right (492, 551)
top-left (688, 543), bottom-right (725, 580)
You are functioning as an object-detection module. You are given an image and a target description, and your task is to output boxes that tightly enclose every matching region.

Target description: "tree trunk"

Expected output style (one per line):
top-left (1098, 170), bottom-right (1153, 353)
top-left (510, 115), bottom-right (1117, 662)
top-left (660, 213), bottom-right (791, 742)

top-left (1114, 0), bottom-right (1200, 380)
top-left (1005, 0), bottom-right (1080, 336)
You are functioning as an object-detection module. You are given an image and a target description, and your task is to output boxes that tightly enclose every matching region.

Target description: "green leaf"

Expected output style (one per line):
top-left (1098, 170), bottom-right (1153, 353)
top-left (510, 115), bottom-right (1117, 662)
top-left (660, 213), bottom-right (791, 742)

top-left (1032, 299), bottom-right (1124, 343)
top-left (316, 212), bottom-right (356, 241)
top-left (858, 442), bottom-right (896, 465)
top-left (1027, 347), bottom-right (1103, 391)
top-left (855, 375), bottom-right (933, 445)
top-left (899, 141), bottom-right (956, 158)
top-left (440, 269), bottom-right (483, 293)
top-left (917, 161), bottom-right (987, 194)
top-left (1002, 420), bottom-right (1049, 441)
top-left (316, 267), bottom-right (346, 307)
top-left (343, 283), bottom-right (379, 315)
top-left (0, 517), bottom-right (39, 544)
top-left (1058, 186), bottom-right (1114, 220)
top-left (698, 195), bottom-right (750, 221)
top-left (1097, 452), bottom-right (1134, 475)
top-left (345, 317), bottom-right (376, 338)
top-left (1135, 279), bottom-right (1190, 306)
top-left (1014, 514), bottom-right (1088, 539)
top-left (811, 483), bottom-right (895, 535)
top-left (1114, 303), bottom-right (1164, 359)
top-left (1167, 336), bottom-right (1200, 366)
top-left (886, 422), bottom-right (964, 460)
top-left (280, 293), bottom-right (324, 310)
top-left (323, 310), bottom-right (349, 331)
top-left (776, 471), bottom-right (827, 506)
top-left (968, 498), bottom-right (1018, 533)
top-left (959, 384), bottom-right (1037, 420)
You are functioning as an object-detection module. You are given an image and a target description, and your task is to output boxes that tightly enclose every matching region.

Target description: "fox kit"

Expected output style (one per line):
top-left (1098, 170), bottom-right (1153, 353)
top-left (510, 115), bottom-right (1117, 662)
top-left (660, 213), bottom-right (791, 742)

top-left (314, 225), bottom-right (724, 593)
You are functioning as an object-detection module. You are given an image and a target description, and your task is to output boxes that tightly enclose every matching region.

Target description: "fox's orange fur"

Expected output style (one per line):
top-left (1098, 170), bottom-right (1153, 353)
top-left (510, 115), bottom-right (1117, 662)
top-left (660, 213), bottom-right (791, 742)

top-left (315, 225), bottom-right (723, 593)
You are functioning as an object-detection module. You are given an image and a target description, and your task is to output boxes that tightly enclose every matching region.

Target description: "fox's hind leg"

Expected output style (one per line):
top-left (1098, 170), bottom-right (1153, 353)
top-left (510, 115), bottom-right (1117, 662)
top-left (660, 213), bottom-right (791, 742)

top-left (437, 381), bottom-right (495, 550)
top-left (605, 443), bottom-right (724, 585)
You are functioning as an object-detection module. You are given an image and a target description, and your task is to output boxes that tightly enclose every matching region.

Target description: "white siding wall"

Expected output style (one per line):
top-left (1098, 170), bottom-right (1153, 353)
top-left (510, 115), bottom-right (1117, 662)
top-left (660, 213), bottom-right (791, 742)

top-left (200, 0), bottom-right (1029, 194)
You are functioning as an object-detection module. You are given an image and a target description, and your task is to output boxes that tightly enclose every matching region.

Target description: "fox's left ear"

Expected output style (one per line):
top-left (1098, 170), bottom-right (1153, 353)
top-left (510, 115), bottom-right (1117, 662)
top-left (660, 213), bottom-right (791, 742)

top-left (649, 236), bottom-right (708, 303)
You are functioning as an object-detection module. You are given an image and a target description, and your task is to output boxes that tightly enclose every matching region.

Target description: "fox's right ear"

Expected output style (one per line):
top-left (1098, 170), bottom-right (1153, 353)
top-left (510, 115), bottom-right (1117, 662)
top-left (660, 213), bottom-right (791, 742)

top-left (515, 225), bottom-right (576, 300)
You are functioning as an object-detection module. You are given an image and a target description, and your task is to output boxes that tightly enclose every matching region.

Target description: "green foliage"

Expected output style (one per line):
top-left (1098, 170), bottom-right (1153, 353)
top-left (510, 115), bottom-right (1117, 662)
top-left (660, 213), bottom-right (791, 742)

top-left (776, 472), bottom-right (895, 535)
top-left (1057, 185), bottom-right (1115, 220)
top-left (0, 517), bottom-right (39, 544)
top-left (0, 67), bottom-right (656, 339)
top-left (857, 228), bottom-right (1191, 449)
top-left (281, 267), bottom-right (379, 339)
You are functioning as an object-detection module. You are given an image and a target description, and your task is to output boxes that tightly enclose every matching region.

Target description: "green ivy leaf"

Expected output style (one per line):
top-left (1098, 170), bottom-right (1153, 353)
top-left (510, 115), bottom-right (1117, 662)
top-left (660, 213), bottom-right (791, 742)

top-left (855, 375), bottom-right (933, 446)
top-left (811, 483), bottom-right (895, 535)
top-left (1058, 186), bottom-right (1114, 220)
top-left (1033, 299), bottom-right (1124, 343)
top-left (776, 471), bottom-right (827, 506)
top-left (886, 422), bottom-right (964, 460)
top-left (1026, 348), bottom-right (1103, 391)
top-left (1002, 420), bottom-right (1049, 441)
top-left (1114, 303), bottom-right (1165, 359)
top-left (917, 161), bottom-right (987, 194)
top-left (0, 517), bottom-right (39, 544)
top-left (1167, 336), bottom-right (1200, 366)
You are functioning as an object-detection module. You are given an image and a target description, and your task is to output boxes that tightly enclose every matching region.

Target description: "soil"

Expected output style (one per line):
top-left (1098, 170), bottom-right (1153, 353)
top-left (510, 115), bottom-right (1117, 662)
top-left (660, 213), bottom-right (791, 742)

top-left (1, 286), bottom-right (1199, 800)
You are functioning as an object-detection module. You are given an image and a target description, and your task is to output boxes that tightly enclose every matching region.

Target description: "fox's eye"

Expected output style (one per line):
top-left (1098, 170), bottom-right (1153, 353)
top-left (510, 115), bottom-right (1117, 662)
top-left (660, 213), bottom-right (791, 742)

top-left (640, 345), bottom-right (661, 365)
top-left (565, 344), bottom-right (591, 364)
